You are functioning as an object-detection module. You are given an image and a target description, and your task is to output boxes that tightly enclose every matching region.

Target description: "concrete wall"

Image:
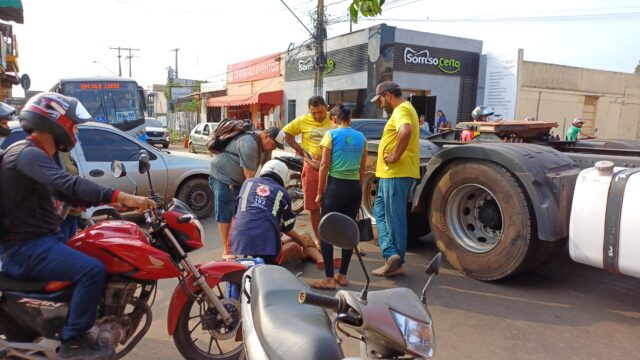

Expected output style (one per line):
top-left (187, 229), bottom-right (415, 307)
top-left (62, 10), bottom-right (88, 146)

top-left (516, 61), bottom-right (640, 139)
top-left (394, 71), bottom-right (461, 124)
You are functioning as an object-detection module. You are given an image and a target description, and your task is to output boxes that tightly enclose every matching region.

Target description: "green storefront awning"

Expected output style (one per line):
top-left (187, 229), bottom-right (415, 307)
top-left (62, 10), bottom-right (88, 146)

top-left (0, 0), bottom-right (23, 24)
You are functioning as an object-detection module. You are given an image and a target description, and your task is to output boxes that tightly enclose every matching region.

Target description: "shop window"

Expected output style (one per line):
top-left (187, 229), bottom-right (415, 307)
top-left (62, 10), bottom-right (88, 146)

top-left (287, 100), bottom-right (296, 123)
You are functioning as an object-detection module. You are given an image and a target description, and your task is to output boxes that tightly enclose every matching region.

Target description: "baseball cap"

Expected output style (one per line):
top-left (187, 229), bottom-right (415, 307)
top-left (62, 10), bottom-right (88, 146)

top-left (266, 127), bottom-right (286, 149)
top-left (370, 81), bottom-right (401, 103)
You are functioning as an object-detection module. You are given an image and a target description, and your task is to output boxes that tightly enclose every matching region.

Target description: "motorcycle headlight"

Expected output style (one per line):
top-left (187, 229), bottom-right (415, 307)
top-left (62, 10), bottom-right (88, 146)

top-left (390, 309), bottom-right (434, 358)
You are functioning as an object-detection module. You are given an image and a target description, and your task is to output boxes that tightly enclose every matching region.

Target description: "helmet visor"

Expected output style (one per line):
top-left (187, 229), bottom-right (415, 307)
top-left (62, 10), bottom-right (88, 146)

top-left (75, 101), bottom-right (92, 123)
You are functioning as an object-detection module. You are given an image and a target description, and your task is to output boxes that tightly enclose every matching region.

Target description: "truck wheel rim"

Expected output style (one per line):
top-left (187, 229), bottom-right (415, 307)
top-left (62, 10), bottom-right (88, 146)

top-left (446, 184), bottom-right (503, 253)
top-left (362, 173), bottom-right (378, 220)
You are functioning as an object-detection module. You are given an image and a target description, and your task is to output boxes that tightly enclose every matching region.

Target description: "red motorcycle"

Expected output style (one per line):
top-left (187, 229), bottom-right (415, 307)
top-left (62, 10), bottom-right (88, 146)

top-left (0, 153), bottom-right (246, 360)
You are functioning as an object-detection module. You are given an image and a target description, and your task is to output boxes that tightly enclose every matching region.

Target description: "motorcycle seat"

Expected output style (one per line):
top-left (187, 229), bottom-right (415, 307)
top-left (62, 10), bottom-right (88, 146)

top-left (0, 272), bottom-right (49, 291)
top-left (250, 265), bottom-right (343, 360)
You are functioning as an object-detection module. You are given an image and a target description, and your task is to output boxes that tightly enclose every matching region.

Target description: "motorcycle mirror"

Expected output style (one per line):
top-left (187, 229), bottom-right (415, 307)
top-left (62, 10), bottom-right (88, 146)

top-left (138, 150), bottom-right (151, 174)
top-left (111, 161), bottom-right (127, 178)
top-left (426, 252), bottom-right (442, 276)
top-left (318, 212), bottom-right (359, 250)
top-left (421, 252), bottom-right (443, 305)
top-left (319, 212), bottom-right (370, 301)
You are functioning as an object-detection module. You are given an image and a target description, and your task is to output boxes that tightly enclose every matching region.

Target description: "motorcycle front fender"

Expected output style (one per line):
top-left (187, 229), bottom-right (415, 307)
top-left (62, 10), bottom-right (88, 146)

top-left (166, 261), bottom-right (247, 335)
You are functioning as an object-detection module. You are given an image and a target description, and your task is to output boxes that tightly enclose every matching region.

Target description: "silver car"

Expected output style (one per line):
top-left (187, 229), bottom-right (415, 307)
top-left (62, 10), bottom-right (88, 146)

top-left (188, 122), bottom-right (218, 154)
top-left (145, 117), bottom-right (170, 148)
top-left (1, 121), bottom-right (214, 218)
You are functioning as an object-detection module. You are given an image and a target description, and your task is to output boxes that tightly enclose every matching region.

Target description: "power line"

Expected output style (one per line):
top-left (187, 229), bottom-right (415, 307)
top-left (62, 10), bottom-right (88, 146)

top-left (353, 11), bottom-right (640, 24)
top-left (278, 0), bottom-right (315, 37)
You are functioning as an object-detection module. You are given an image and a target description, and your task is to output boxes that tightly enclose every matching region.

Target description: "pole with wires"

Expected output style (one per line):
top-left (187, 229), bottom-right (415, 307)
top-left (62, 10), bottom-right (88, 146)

top-left (314, 0), bottom-right (326, 97)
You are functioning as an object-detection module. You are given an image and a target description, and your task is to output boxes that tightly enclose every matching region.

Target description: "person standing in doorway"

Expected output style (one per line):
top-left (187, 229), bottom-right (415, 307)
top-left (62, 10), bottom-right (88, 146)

top-left (310, 104), bottom-right (367, 290)
top-left (370, 81), bottom-right (420, 277)
top-left (283, 96), bottom-right (332, 249)
top-left (435, 110), bottom-right (448, 133)
top-left (419, 115), bottom-right (430, 133)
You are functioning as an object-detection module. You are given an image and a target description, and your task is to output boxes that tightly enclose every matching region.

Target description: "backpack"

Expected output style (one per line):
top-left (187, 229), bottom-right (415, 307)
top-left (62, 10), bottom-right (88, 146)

top-left (206, 118), bottom-right (254, 154)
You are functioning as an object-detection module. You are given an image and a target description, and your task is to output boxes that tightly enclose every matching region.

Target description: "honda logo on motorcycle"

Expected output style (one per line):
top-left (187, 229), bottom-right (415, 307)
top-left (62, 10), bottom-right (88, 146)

top-left (17, 298), bottom-right (65, 309)
top-left (404, 47), bottom-right (461, 74)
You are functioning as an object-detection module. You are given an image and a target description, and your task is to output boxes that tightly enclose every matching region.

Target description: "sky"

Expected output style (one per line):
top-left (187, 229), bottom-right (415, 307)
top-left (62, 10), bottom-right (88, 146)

top-left (10, 0), bottom-right (640, 95)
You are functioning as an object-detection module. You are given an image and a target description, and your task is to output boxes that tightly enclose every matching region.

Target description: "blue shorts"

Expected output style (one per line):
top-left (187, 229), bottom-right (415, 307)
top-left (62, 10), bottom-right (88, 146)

top-left (209, 176), bottom-right (241, 223)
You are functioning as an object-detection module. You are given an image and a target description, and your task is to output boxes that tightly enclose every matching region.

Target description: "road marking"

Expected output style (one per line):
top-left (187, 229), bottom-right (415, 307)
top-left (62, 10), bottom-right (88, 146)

top-left (439, 286), bottom-right (571, 308)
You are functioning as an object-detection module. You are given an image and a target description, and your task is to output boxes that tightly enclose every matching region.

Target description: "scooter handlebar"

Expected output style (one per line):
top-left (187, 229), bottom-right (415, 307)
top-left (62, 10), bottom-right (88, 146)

top-left (298, 290), bottom-right (341, 312)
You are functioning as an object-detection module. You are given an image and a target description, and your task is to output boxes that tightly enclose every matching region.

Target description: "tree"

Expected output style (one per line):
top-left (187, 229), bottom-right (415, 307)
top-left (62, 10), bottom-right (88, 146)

top-left (635, 61), bottom-right (640, 74)
top-left (349, 0), bottom-right (385, 24)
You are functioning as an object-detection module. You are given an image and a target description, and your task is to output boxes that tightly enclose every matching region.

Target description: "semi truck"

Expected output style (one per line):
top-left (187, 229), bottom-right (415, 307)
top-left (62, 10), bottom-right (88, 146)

top-left (361, 121), bottom-right (640, 281)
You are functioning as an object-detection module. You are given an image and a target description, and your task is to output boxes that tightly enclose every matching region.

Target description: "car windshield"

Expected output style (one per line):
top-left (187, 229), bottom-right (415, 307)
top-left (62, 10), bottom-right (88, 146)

top-left (145, 118), bottom-right (163, 128)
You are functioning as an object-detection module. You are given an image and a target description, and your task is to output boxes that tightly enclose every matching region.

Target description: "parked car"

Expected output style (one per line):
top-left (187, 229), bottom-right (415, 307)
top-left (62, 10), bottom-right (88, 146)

top-left (145, 117), bottom-right (170, 148)
top-left (350, 118), bottom-right (433, 140)
top-left (188, 122), bottom-right (219, 154)
top-left (1, 121), bottom-right (214, 219)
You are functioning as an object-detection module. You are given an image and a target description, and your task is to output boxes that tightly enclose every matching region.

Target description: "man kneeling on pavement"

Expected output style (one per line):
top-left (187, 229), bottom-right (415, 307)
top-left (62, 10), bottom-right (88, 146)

top-left (228, 159), bottom-right (323, 266)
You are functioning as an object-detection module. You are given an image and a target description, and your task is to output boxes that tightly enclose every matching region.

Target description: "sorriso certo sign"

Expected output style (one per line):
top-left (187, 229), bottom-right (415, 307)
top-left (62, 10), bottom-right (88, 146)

top-left (404, 47), bottom-right (461, 74)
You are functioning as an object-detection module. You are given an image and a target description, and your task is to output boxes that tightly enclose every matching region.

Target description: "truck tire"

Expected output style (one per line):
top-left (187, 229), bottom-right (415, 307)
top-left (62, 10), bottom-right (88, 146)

top-left (177, 177), bottom-right (214, 219)
top-left (429, 160), bottom-right (550, 280)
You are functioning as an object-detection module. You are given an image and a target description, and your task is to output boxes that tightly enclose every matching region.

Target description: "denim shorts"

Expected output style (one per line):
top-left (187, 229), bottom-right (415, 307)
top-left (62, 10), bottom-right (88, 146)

top-left (209, 176), bottom-right (241, 223)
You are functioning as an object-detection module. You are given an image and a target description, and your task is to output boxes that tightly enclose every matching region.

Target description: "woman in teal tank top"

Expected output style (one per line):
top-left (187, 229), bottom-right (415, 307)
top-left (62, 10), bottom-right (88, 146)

top-left (310, 104), bottom-right (368, 290)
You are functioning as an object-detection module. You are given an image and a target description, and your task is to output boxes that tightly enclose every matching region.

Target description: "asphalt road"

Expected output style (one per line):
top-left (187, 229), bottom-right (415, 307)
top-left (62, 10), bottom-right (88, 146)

top-left (129, 143), bottom-right (640, 360)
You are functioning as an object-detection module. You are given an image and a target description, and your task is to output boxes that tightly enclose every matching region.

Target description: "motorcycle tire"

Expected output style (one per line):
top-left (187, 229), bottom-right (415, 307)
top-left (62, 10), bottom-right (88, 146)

top-left (173, 286), bottom-right (244, 360)
top-left (287, 173), bottom-right (304, 215)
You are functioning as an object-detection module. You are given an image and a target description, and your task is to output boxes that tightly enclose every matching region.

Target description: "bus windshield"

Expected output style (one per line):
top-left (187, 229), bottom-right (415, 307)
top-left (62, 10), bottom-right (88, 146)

top-left (59, 80), bottom-right (145, 137)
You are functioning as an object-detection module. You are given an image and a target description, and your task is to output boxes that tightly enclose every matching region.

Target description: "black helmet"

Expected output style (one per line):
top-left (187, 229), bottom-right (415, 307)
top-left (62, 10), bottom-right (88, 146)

top-left (471, 105), bottom-right (494, 121)
top-left (0, 102), bottom-right (16, 137)
top-left (19, 92), bottom-right (92, 152)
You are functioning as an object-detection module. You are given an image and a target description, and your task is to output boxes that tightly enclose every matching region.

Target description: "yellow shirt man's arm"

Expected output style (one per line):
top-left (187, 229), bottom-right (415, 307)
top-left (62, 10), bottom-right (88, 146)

top-left (283, 118), bottom-right (305, 157)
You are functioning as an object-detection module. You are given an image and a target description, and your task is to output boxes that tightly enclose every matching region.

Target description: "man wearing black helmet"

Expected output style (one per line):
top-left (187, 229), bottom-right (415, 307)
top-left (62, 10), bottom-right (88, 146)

top-left (0, 93), bottom-right (155, 360)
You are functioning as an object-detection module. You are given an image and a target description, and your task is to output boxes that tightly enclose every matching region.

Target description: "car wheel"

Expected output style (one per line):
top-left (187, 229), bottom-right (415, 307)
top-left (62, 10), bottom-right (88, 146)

top-left (177, 177), bottom-right (214, 219)
top-left (163, 142), bottom-right (169, 148)
top-left (189, 142), bottom-right (196, 153)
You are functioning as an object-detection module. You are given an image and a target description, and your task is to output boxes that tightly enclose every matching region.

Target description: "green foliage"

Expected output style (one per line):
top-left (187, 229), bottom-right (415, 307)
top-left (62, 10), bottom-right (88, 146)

top-left (349, 0), bottom-right (385, 24)
top-left (635, 61), bottom-right (640, 74)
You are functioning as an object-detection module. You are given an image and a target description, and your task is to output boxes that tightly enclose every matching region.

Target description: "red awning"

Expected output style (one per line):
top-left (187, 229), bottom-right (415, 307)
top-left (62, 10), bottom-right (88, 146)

top-left (207, 93), bottom-right (259, 107)
top-left (207, 90), bottom-right (283, 107)
top-left (258, 90), bottom-right (283, 105)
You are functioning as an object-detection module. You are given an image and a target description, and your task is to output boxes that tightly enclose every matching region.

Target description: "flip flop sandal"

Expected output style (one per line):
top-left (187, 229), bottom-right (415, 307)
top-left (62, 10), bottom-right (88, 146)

top-left (309, 280), bottom-right (336, 291)
top-left (334, 276), bottom-right (349, 286)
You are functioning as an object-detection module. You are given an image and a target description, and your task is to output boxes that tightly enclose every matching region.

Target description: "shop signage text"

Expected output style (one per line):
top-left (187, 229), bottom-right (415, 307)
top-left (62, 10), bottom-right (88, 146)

top-left (228, 53), bottom-right (281, 84)
top-left (298, 57), bottom-right (336, 75)
top-left (404, 47), bottom-right (462, 74)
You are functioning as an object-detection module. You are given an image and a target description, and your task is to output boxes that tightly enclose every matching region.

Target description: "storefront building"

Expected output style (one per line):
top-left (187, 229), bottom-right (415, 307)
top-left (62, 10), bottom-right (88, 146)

top-left (207, 53), bottom-right (284, 129)
top-left (284, 24), bottom-right (483, 129)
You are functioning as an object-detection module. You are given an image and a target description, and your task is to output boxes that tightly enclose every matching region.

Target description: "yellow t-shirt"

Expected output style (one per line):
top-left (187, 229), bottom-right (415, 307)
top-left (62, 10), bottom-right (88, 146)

top-left (376, 101), bottom-right (420, 179)
top-left (282, 113), bottom-right (331, 159)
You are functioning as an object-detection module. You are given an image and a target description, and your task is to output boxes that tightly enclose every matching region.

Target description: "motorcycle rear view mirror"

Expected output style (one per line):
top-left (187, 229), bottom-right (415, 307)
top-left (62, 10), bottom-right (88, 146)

top-left (426, 252), bottom-right (442, 276)
top-left (319, 212), bottom-right (370, 301)
top-left (111, 161), bottom-right (127, 178)
top-left (138, 150), bottom-right (151, 174)
top-left (318, 212), bottom-right (359, 250)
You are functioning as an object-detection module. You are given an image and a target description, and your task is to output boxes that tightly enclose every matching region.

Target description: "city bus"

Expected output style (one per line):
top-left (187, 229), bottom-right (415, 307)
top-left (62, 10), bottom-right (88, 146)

top-left (50, 77), bottom-right (148, 141)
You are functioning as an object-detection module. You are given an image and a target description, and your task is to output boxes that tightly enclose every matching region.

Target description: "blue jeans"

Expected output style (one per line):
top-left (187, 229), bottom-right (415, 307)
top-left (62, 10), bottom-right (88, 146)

top-left (373, 177), bottom-right (416, 263)
top-left (0, 233), bottom-right (107, 340)
top-left (209, 175), bottom-right (241, 223)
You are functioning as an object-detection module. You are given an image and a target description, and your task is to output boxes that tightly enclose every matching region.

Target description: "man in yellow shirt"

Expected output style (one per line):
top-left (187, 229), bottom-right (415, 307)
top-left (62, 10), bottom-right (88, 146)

top-left (283, 96), bottom-right (332, 247)
top-left (370, 81), bottom-right (420, 276)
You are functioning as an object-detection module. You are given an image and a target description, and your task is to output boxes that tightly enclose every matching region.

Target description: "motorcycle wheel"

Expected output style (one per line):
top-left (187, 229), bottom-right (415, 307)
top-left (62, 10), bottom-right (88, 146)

top-left (287, 173), bottom-right (304, 214)
top-left (173, 283), bottom-right (244, 360)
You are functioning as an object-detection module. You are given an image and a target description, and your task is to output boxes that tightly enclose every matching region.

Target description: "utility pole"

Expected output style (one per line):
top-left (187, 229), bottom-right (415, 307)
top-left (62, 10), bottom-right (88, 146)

top-left (170, 48), bottom-right (180, 80)
top-left (313, 0), bottom-right (325, 97)
top-left (110, 46), bottom-right (139, 77)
